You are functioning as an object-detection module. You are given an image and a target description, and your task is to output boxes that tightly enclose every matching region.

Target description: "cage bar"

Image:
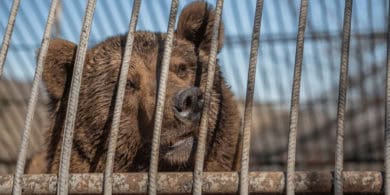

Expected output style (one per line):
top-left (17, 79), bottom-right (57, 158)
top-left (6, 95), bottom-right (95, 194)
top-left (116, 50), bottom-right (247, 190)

top-left (11, 0), bottom-right (60, 194)
top-left (334, 1), bottom-right (353, 194)
top-left (56, 1), bottom-right (97, 194)
top-left (384, 1), bottom-right (390, 194)
top-left (239, 0), bottom-right (264, 194)
top-left (147, 0), bottom-right (179, 194)
top-left (192, 0), bottom-right (224, 195)
top-left (0, 0), bottom-right (20, 77)
top-left (103, 1), bottom-right (141, 195)
top-left (0, 171), bottom-right (383, 194)
top-left (286, 0), bottom-right (308, 195)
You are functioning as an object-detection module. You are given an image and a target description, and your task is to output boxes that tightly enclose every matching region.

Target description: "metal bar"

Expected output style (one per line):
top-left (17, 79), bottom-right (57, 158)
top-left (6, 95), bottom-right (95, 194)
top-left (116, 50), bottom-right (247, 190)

top-left (279, 1), bottom-right (318, 161)
top-left (334, 0), bottom-right (353, 194)
top-left (0, 0), bottom-right (20, 78)
top-left (192, 1), bottom-right (224, 194)
top-left (147, 0), bottom-right (179, 194)
top-left (385, 0), bottom-right (390, 194)
top-left (103, 1), bottom-right (141, 194)
top-left (225, 32), bottom-right (387, 45)
top-left (0, 172), bottom-right (383, 194)
top-left (7, 32), bottom-right (388, 51)
top-left (11, 0), bottom-right (59, 194)
top-left (239, 0), bottom-right (263, 194)
top-left (57, 0), bottom-right (97, 194)
top-left (286, 0), bottom-right (308, 195)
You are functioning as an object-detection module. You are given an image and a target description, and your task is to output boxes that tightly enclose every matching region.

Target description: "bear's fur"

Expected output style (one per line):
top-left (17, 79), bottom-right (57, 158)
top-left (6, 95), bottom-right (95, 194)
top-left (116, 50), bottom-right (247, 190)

top-left (40, 1), bottom-right (241, 173)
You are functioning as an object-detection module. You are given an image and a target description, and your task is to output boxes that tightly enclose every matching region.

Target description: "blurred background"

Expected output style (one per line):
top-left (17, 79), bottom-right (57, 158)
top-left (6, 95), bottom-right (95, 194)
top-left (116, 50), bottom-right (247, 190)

top-left (0, 0), bottom-right (388, 173)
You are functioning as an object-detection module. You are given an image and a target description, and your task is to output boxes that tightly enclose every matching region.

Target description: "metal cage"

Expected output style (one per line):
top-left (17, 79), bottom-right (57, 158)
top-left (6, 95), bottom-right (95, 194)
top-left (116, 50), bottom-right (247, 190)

top-left (0, 0), bottom-right (388, 194)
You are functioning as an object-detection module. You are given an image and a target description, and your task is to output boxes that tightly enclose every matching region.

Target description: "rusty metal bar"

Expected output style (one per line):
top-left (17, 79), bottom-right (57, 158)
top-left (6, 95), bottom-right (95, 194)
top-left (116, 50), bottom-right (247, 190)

top-left (239, 0), bottom-right (264, 194)
top-left (385, 0), bottom-right (390, 194)
top-left (0, 172), bottom-right (383, 194)
top-left (57, 0), bottom-right (97, 194)
top-left (192, 1), bottom-right (224, 195)
top-left (286, 0), bottom-right (308, 195)
top-left (103, 1), bottom-right (141, 194)
top-left (148, 0), bottom-right (179, 194)
top-left (12, 0), bottom-right (60, 194)
top-left (334, 1), bottom-right (353, 195)
top-left (0, 0), bottom-right (20, 78)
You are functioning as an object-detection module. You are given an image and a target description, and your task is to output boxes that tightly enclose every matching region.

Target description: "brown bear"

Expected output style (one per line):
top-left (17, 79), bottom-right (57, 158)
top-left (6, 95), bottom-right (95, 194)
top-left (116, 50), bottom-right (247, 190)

top-left (39, 1), bottom-right (241, 173)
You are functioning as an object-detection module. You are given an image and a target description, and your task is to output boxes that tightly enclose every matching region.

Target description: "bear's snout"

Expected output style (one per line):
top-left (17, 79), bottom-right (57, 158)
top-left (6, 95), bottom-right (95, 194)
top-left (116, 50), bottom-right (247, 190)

top-left (173, 87), bottom-right (204, 123)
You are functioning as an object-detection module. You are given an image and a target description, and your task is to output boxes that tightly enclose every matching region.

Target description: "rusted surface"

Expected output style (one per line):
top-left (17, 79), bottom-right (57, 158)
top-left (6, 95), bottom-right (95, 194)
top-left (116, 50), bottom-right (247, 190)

top-left (0, 171), bottom-right (384, 194)
top-left (343, 171), bottom-right (383, 193)
top-left (294, 171), bottom-right (332, 193)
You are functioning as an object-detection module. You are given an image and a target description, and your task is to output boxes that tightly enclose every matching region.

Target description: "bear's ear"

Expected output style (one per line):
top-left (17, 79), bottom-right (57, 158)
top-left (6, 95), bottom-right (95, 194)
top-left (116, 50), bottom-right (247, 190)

top-left (176, 1), bottom-right (224, 53)
top-left (42, 39), bottom-right (77, 102)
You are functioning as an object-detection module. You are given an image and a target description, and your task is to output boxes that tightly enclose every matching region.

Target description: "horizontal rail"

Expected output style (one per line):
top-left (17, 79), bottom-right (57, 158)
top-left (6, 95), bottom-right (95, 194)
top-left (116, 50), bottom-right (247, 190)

top-left (7, 32), bottom-right (387, 52)
top-left (0, 171), bottom-right (382, 194)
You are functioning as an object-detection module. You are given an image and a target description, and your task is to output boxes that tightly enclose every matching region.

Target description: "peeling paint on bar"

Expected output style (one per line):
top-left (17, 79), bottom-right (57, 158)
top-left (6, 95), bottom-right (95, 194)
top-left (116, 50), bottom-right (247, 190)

top-left (0, 171), bottom-right (383, 194)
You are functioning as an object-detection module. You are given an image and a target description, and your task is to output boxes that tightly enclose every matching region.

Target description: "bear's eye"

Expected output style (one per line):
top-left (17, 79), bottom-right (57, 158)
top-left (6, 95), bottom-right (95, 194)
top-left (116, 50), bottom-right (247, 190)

top-left (126, 80), bottom-right (138, 91)
top-left (176, 64), bottom-right (187, 78)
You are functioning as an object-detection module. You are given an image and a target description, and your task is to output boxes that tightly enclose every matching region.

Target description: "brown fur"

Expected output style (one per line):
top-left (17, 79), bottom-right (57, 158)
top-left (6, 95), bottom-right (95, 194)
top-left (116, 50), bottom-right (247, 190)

top-left (36, 2), bottom-right (241, 173)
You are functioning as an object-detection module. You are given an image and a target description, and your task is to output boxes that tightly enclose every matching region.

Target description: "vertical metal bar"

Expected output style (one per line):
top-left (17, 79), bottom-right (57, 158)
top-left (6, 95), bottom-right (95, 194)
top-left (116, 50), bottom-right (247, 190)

top-left (0, 0), bottom-right (20, 78)
top-left (57, 0), bottom-right (97, 194)
top-left (147, 0), bottom-right (179, 194)
top-left (286, 0), bottom-right (308, 195)
top-left (239, 0), bottom-right (263, 194)
top-left (385, 1), bottom-right (390, 194)
top-left (334, 0), bottom-right (352, 194)
top-left (103, 0), bottom-right (141, 194)
top-left (192, 0), bottom-right (224, 195)
top-left (11, 0), bottom-right (59, 194)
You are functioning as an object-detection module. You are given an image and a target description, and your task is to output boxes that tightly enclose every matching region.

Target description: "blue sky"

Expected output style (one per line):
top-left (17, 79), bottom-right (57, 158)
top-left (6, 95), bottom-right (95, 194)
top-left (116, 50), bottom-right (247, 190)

top-left (0, 0), bottom-right (388, 103)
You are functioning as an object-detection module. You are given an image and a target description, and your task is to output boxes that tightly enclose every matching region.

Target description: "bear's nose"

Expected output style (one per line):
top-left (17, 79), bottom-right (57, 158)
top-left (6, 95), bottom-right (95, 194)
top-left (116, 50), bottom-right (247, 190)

top-left (173, 87), bottom-right (204, 123)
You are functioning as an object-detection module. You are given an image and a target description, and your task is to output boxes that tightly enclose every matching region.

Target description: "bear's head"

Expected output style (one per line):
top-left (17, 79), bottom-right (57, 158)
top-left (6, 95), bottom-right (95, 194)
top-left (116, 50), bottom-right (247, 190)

top-left (42, 2), bottom-right (239, 172)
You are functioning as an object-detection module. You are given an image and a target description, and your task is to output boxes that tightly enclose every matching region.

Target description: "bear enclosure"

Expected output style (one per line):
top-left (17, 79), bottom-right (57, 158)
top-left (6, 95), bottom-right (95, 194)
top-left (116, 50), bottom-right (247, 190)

top-left (0, 0), bottom-right (389, 194)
